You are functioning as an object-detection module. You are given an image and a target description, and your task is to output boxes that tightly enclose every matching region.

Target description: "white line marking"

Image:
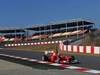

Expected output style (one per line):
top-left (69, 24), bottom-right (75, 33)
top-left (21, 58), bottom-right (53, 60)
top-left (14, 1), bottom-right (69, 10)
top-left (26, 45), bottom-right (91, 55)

top-left (20, 58), bottom-right (29, 60)
top-left (0, 53), bottom-right (100, 74)
top-left (84, 69), bottom-right (100, 74)
top-left (65, 66), bottom-right (82, 69)
top-left (38, 61), bottom-right (48, 64)
top-left (28, 59), bottom-right (37, 62)
top-left (50, 63), bottom-right (62, 66)
top-left (14, 56), bottom-right (22, 59)
top-left (8, 55), bottom-right (15, 58)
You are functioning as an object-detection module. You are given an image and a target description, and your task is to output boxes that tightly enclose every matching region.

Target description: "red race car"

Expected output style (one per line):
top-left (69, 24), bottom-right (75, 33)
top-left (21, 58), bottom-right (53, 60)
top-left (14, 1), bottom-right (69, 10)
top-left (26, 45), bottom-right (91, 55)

top-left (42, 50), bottom-right (79, 64)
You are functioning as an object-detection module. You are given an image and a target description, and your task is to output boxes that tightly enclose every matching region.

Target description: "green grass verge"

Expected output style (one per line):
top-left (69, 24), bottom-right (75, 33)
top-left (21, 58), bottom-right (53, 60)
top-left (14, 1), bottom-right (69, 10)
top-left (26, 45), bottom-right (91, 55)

top-left (11, 44), bottom-right (59, 52)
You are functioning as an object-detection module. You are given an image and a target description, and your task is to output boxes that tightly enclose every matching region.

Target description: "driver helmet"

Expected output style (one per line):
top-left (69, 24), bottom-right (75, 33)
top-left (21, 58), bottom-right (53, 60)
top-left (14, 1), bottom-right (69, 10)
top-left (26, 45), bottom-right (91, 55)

top-left (44, 51), bottom-right (48, 55)
top-left (50, 50), bottom-right (55, 53)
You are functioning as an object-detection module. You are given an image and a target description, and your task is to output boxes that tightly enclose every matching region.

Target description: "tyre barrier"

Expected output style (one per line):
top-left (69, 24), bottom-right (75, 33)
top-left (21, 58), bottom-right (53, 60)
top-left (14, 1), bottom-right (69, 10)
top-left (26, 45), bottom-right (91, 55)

top-left (59, 43), bottom-right (100, 55)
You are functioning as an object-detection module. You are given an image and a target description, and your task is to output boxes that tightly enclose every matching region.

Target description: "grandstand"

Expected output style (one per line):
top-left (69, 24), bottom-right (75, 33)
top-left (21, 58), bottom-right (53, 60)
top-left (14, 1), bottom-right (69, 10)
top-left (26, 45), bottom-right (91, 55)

top-left (0, 18), bottom-right (94, 44)
top-left (0, 27), bottom-right (25, 43)
top-left (26, 18), bottom-right (94, 43)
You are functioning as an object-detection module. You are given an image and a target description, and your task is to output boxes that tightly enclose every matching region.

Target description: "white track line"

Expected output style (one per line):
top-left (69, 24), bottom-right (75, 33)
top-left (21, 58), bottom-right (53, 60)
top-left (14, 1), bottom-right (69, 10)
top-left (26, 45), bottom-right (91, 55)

top-left (0, 53), bottom-right (100, 74)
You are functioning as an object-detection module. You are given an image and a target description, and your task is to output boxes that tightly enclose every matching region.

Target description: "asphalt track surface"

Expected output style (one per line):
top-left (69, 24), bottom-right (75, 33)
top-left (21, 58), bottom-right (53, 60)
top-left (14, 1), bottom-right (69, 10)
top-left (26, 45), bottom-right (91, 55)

top-left (0, 59), bottom-right (95, 75)
top-left (0, 49), bottom-right (100, 71)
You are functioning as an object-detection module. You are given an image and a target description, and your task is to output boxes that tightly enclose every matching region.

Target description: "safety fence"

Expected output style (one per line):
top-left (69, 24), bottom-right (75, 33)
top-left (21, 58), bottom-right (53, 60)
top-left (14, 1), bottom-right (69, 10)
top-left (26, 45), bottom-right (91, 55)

top-left (4, 41), bottom-right (100, 55)
top-left (4, 40), bottom-right (62, 47)
top-left (59, 43), bottom-right (100, 54)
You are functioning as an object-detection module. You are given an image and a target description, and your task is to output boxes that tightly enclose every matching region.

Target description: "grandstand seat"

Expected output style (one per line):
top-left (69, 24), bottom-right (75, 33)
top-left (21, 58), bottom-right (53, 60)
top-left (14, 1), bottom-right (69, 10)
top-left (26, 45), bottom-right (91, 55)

top-left (71, 30), bottom-right (81, 35)
top-left (50, 33), bottom-right (62, 37)
top-left (3, 38), bottom-right (9, 42)
top-left (9, 38), bottom-right (15, 41)
top-left (62, 32), bottom-right (72, 36)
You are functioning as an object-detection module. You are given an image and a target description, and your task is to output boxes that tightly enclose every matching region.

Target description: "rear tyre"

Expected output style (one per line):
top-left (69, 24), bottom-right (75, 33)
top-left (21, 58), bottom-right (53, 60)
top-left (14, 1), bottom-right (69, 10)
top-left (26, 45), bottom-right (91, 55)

top-left (71, 56), bottom-right (75, 60)
top-left (42, 55), bottom-right (48, 61)
top-left (68, 58), bottom-right (72, 64)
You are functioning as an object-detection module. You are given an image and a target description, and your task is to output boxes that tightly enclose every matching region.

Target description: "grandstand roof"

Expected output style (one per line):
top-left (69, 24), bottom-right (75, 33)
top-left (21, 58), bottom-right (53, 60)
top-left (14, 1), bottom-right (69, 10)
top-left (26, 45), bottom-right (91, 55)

top-left (0, 27), bottom-right (25, 33)
top-left (0, 18), bottom-right (94, 33)
top-left (47, 18), bottom-right (94, 25)
top-left (26, 18), bottom-right (94, 31)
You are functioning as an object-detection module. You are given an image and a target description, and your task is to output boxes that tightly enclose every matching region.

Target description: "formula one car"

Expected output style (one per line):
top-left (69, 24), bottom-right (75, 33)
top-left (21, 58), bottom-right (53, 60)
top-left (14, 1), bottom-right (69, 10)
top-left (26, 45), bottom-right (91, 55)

top-left (42, 50), bottom-right (79, 64)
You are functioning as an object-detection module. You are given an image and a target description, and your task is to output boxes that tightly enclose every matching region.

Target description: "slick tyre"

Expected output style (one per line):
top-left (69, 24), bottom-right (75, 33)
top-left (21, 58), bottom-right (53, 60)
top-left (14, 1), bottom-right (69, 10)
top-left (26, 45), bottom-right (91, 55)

top-left (42, 55), bottom-right (48, 61)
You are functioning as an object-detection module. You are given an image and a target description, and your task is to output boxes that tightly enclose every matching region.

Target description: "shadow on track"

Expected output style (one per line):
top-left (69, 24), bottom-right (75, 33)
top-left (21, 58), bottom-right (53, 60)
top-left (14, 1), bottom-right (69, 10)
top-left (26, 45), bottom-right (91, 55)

top-left (0, 56), bottom-right (64, 70)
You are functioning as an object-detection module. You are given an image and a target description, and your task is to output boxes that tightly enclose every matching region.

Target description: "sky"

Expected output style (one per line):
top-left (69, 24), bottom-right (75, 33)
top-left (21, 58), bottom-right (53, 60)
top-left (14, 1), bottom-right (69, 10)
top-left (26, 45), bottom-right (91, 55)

top-left (0, 0), bottom-right (100, 28)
